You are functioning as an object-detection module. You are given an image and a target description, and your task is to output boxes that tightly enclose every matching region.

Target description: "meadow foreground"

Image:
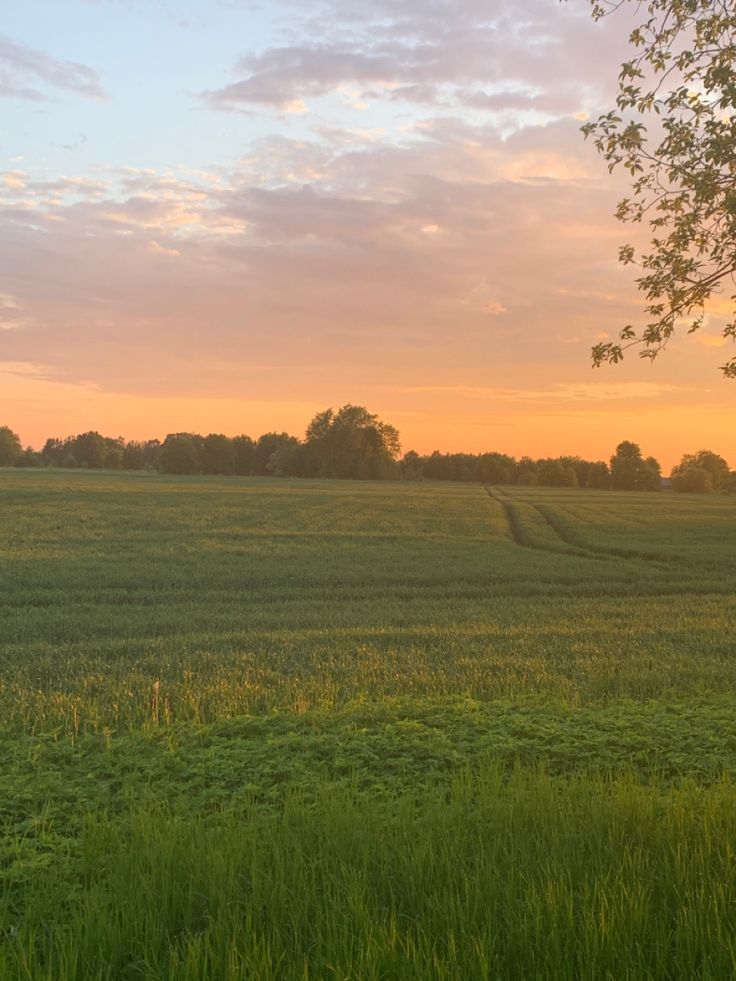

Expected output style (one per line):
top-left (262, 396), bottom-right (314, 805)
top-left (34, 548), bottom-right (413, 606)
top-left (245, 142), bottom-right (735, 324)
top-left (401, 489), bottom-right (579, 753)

top-left (1, 470), bottom-right (735, 979)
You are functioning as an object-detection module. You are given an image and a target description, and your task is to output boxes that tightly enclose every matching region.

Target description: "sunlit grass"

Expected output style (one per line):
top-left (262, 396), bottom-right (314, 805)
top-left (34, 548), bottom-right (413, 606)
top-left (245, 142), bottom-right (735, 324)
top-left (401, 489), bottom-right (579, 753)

top-left (1, 470), bottom-right (735, 977)
top-left (3, 770), bottom-right (736, 980)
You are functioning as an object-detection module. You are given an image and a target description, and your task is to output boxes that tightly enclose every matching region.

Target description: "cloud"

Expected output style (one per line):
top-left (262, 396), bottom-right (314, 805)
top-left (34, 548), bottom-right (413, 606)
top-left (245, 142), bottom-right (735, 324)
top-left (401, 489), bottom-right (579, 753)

top-left (399, 382), bottom-right (690, 403)
top-left (2, 171), bottom-right (27, 190)
top-left (0, 122), bottom-right (642, 403)
top-left (0, 2), bottom-right (722, 401)
top-left (0, 360), bottom-right (49, 376)
top-left (202, 45), bottom-right (404, 112)
top-left (0, 292), bottom-right (29, 331)
top-left (0, 33), bottom-right (107, 102)
top-left (148, 240), bottom-right (181, 257)
top-left (200, 0), bottom-right (628, 118)
top-left (696, 333), bottom-right (729, 349)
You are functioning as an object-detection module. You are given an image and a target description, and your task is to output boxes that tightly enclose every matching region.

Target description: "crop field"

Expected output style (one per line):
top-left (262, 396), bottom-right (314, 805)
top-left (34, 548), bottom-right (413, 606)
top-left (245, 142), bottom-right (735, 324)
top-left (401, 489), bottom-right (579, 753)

top-left (1, 470), bottom-right (736, 979)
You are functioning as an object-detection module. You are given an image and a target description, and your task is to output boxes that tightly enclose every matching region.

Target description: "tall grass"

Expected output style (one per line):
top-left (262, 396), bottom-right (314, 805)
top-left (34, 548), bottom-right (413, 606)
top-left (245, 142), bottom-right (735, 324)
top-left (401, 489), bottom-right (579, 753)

top-left (3, 769), bottom-right (736, 980)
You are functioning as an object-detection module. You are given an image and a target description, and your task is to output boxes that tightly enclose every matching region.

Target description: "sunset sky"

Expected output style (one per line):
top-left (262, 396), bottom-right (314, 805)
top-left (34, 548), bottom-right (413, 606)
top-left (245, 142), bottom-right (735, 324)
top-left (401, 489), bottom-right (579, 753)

top-left (1, 0), bottom-right (733, 470)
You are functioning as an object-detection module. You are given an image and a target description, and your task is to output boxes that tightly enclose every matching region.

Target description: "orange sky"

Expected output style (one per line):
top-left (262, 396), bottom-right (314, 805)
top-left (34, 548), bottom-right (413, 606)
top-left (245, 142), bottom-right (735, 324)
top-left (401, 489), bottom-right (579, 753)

top-left (1, 0), bottom-right (733, 472)
top-left (3, 357), bottom-right (732, 472)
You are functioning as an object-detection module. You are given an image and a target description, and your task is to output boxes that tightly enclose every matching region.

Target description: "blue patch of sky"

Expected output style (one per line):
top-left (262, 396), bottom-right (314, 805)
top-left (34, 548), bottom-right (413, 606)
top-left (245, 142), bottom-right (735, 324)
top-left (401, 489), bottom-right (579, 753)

top-left (2, 0), bottom-right (295, 175)
top-left (2, 0), bottom-right (553, 192)
top-left (2, 0), bottom-right (485, 190)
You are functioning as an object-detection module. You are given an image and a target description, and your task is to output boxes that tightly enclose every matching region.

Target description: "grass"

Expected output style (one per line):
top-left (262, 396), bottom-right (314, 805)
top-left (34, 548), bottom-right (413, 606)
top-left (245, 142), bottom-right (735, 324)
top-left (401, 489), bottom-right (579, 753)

top-left (1, 469), bottom-right (735, 978)
top-left (5, 772), bottom-right (736, 980)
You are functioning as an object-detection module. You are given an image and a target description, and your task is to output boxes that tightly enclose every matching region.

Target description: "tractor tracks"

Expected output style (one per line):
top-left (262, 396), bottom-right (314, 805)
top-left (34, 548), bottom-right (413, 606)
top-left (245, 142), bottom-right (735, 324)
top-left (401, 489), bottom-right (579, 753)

top-left (486, 486), bottom-right (598, 559)
top-left (485, 486), bottom-right (530, 548)
top-left (485, 487), bottom-right (679, 566)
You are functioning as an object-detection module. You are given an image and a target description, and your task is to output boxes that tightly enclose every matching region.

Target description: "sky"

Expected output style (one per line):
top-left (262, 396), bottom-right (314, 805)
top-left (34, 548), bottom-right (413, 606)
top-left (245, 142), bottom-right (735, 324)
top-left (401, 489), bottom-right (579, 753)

top-left (1, 0), bottom-right (733, 470)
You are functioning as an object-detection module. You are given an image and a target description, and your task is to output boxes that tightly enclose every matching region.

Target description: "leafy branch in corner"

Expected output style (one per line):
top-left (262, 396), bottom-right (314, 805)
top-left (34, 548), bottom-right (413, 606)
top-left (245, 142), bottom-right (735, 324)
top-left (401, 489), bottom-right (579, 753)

top-left (583, 0), bottom-right (736, 377)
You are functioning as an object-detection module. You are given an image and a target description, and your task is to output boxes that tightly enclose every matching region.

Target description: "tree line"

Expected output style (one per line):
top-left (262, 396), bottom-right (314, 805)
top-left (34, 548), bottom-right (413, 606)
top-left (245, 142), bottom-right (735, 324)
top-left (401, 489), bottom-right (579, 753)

top-left (0, 406), bottom-right (733, 493)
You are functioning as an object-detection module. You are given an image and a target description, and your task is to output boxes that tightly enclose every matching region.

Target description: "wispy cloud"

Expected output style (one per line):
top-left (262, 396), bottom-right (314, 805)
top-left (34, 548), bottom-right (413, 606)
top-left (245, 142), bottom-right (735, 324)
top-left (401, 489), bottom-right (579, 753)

top-left (200, 0), bottom-right (625, 118)
top-left (399, 383), bottom-right (690, 403)
top-left (0, 133), bottom-right (643, 401)
top-left (0, 293), bottom-right (28, 331)
top-left (0, 33), bottom-right (107, 102)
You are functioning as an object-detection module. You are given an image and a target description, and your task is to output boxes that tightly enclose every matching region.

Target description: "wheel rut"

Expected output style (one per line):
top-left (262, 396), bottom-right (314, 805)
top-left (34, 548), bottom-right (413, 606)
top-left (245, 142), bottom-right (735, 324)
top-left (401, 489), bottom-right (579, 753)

top-left (484, 486), bottom-right (528, 547)
top-left (531, 501), bottom-right (679, 565)
top-left (485, 486), bottom-right (680, 566)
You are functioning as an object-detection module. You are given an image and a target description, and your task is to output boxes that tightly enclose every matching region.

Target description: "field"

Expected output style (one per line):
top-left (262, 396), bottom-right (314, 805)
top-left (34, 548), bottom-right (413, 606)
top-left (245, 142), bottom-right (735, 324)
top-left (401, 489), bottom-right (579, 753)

top-left (1, 470), bottom-right (736, 979)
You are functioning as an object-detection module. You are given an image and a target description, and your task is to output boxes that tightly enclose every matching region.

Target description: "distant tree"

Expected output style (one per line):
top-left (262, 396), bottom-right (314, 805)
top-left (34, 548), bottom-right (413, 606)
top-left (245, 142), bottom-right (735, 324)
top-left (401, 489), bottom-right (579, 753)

top-left (433, 453), bottom-right (475, 482)
top-left (123, 439), bottom-right (161, 470)
top-left (478, 452), bottom-right (515, 484)
top-left (267, 439), bottom-right (304, 477)
top-left (537, 459), bottom-right (578, 488)
top-left (400, 450), bottom-right (424, 480)
top-left (562, 456), bottom-right (610, 490)
top-left (252, 433), bottom-right (300, 476)
top-left (561, 457), bottom-right (590, 488)
top-left (70, 431), bottom-right (107, 469)
top-left (303, 409), bottom-right (336, 477)
top-left (232, 435), bottom-right (255, 475)
top-left (304, 405), bottom-right (400, 479)
top-left (671, 450), bottom-right (729, 492)
top-left (422, 451), bottom-right (445, 481)
top-left (610, 441), bottom-right (639, 490)
top-left (158, 434), bottom-right (202, 474)
top-left (14, 447), bottom-right (43, 468)
top-left (610, 441), bottom-right (661, 491)
top-left (40, 437), bottom-right (67, 467)
top-left (201, 434), bottom-right (236, 475)
top-left (103, 437), bottom-right (125, 469)
top-left (586, 461), bottom-right (611, 490)
top-left (0, 426), bottom-right (22, 466)
top-left (642, 455), bottom-right (662, 491)
top-left (516, 457), bottom-right (538, 486)
top-left (410, 450), bottom-right (613, 487)
top-left (141, 439), bottom-right (162, 469)
top-left (122, 441), bottom-right (145, 470)
top-left (671, 466), bottom-right (714, 493)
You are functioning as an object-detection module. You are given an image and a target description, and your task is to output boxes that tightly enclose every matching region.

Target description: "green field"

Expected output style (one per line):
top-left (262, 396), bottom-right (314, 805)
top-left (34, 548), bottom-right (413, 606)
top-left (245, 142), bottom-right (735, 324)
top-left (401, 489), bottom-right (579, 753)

top-left (2, 470), bottom-right (736, 979)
